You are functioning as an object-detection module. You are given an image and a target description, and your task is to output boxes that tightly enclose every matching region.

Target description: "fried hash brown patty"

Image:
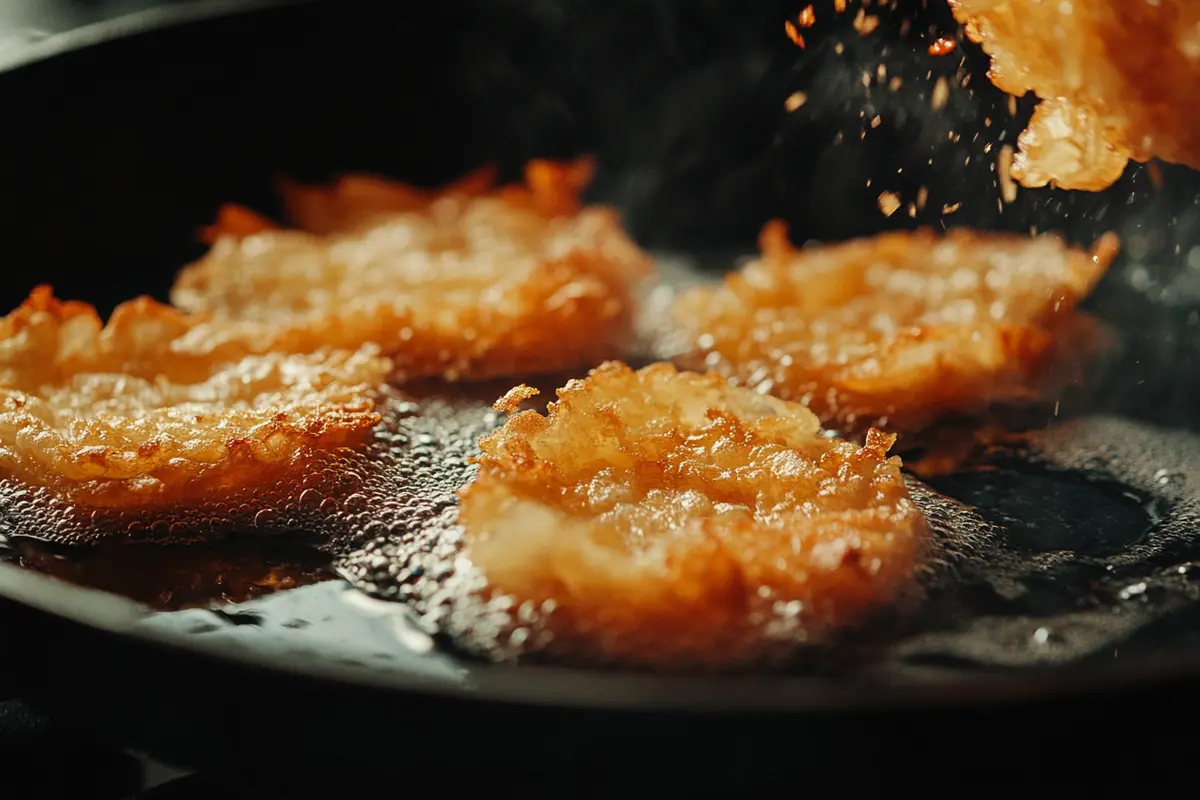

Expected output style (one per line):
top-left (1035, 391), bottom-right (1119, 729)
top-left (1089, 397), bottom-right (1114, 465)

top-left (671, 222), bottom-right (1118, 433)
top-left (456, 361), bottom-right (926, 667)
top-left (0, 287), bottom-right (390, 520)
top-left (949, 0), bottom-right (1200, 190)
top-left (172, 158), bottom-right (653, 382)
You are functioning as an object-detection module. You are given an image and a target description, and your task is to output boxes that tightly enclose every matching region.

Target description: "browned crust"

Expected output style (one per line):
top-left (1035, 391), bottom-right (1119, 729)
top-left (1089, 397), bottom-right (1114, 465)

top-left (949, 0), bottom-right (1200, 190)
top-left (671, 221), bottom-right (1118, 433)
top-left (458, 361), bottom-right (926, 666)
top-left (0, 287), bottom-right (390, 507)
top-left (172, 159), bottom-right (653, 383)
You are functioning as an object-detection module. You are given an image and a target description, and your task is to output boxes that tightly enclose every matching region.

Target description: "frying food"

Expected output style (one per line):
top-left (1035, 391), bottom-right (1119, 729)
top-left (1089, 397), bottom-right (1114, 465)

top-left (456, 361), bottom-right (926, 666)
top-left (671, 221), bottom-right (1119, 433)
top-left (173, 158), bottom-right (653, 382)
top-left (0, 287), bottom-right (389, 518)
top-left (949, 0), bottom-right (1200, 190)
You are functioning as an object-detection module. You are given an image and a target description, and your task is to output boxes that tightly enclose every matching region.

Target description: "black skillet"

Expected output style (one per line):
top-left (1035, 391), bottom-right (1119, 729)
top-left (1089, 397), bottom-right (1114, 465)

top-left (3, 0), bottom-right (1200, 786)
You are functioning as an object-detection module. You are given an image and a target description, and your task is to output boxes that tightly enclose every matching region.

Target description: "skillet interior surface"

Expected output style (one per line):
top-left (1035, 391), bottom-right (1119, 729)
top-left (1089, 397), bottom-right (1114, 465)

top-left (2, 0), bottom-right (1200, 755)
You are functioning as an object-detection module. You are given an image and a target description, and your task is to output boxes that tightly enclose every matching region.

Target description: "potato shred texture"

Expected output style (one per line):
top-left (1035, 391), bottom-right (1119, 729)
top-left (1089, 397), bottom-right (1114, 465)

top-left (672, 222), bottom-right (1118, 433)
top-left (0, 287), bottom-right (390, 512)
top-left (458, 362), bottom-right (926, 666)
top-left (173, 158), bottom-right (653, 382)
top-left (950, 0), bottom-right (1200, 191)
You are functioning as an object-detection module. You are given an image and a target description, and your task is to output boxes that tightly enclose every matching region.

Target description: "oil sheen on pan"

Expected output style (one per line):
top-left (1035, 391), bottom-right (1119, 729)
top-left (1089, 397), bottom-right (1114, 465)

top-left (0, 55), bottom-right (1193, 686)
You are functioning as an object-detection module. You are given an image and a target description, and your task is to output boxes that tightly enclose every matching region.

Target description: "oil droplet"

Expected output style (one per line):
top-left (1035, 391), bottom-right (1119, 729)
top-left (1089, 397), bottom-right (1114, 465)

top-left (1154, 468), bottom-right (1184, 487)
top-left (1118, 582), bottom-right (1148, 600)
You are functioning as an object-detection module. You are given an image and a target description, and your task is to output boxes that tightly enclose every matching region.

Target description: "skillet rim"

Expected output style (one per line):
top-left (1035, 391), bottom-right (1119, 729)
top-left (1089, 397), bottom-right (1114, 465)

top-left (3, 558), bottom-right (1200, 713)
top-left (0, 0), bottom-right (1197, 716)
top-left (0, 0), bottom-right (312, 74)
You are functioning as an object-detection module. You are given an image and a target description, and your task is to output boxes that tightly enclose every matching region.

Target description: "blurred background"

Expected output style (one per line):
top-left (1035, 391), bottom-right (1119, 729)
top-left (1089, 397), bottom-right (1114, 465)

top-left (0, 0), bottom-right (1197, 429)
top-left (3, 0), bottom-right (1189, 255)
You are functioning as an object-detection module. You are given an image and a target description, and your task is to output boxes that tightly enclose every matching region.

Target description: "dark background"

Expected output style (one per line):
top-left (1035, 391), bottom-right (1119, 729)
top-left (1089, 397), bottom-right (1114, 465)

top-left (0, 0), bottom-right (1196, 313)
top-left (1, 0), bottom-right (1196, 431)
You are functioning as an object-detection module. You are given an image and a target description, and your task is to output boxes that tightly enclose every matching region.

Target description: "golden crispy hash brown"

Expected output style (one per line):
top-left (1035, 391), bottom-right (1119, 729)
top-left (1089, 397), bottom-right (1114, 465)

top-left (174, 158), bottom-right (653, 383)
top-left (950, 0), bottom-right (1200, 190)
top-left (277, 159), bottom-right (594, 235)
top-left (458, 361), bottom-right (926, 666)
top-left (672, 222), bottom-right (1118, 433)
top-left (0, 287), bottom-right (390, 509)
